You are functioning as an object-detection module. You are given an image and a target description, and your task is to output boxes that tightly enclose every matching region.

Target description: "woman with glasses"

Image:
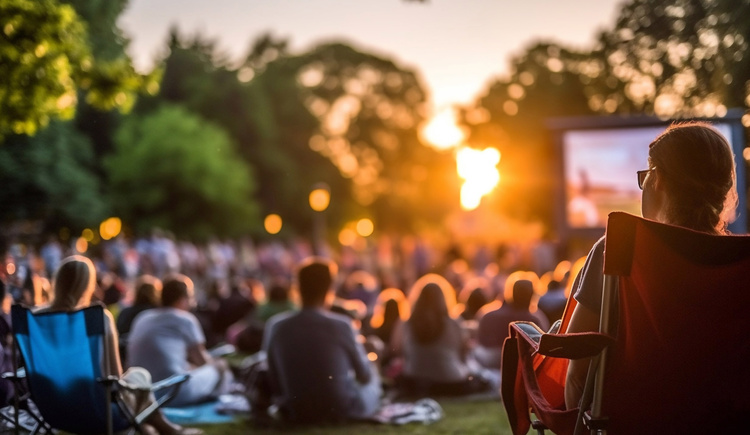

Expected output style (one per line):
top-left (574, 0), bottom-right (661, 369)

top-left (564, 121), bottom-right (738, 409)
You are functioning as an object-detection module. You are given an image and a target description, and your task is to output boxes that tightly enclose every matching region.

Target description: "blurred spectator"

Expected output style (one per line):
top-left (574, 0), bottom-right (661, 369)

top-left (393, 274), bottom-right (488, 397)
top-left (263, 257), bottom-right (381, 424)
top-left (117, 275), bottom-right (162, 336)
top-left (473, 272), bottom-right (550, 371)
top-left (364, 288), bottom-right (410, 376)
top-left (127, 274), bottom-right (235, 407)
top-left (256, 278), bottom-right (296, 323)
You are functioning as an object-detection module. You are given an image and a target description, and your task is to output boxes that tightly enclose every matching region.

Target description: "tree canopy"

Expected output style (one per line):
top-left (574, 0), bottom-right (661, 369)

top-left (0, 0), bottom-right (155, 139)
top-left (106, 105), bottom-right (259, 240)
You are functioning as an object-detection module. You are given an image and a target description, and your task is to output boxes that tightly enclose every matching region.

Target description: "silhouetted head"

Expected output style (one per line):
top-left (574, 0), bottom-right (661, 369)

top-left (52, 255), bottom-right (96, 310)
top-left (267, 278), bottom-right (291, 303)
top-left (503, 270), bottom-right (541, 311)
top-left (511, 279), bottom-right (535, 310)
top-left (408, 275), bottom-right (455, 344)
top-left (161, 274), bottom-right (194, 309)
top-left (296, 257), bottom-right (338, 308)
top-left (134, 275), bottom-right (162, 306)
top-left (369, 287), bottom-right (409, 330)
top-left (644, 121), bottom-right (737, 234)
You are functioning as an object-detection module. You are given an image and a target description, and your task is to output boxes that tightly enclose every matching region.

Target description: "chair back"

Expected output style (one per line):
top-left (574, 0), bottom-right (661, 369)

top-left (11, 304), bottom-right (129, 434)
top-left (597, 212), bottom-right (750, 433)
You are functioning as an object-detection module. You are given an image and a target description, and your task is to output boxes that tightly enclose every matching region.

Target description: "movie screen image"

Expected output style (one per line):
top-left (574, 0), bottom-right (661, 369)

top-left (561, 123), bottom-right (735, 229)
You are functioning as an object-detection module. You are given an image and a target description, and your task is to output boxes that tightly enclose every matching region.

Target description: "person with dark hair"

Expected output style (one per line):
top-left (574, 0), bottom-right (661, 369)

top-left (212, 277), bottom-right (255, 339)
top-left (127, 274), bottom-right (234, 407)
top-left (565, 121), bottom-right (739, 409)
top-left (473, 272), bottom-right (550, 371)
top-left (256, 277), bottom-right (296, 323)
top-left (117, 275), bottom-right (162, 336)
top-left (537, 278), bottom-right (568, 324)
top-left (364, 288), bottom-right (410, 376)
top-left (456, 278), bottom-right (490, 321)
top-left (36, 256), bottom-right (201, 434)
top-left (393, 274), bottom-right (485, 396)
top-left (263, 257), bottom-right (381, 424)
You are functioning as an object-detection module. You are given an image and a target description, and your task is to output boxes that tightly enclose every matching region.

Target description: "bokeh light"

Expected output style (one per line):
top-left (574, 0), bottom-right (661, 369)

top-left (264, 214), bottom-right (283, 235)
top-left (75, 237), bottom-right (88, 254)
top-left (99, 217), bottom-right (122, 241)
top-left (81, 228), bottom-right (95, 242)
top-left (456, 147), bottom-right (501, 210)
top-left (309, 187), bottom-right (331, 212)
top-left (356, 218), bottom-right (374, 237)
top-left (338, 228), bottom-right (357, 246)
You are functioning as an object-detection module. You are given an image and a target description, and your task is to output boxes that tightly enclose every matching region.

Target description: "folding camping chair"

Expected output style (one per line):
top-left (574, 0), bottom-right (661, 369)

top-left (8, 304), bottom-right (189, 435)
top-left (501, 212), bottom-right (750, 434)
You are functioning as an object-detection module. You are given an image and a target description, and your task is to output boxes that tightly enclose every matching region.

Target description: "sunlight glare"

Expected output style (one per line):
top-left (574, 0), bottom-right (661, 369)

top-left (421, 109), bottom-right (465, 150)
top-left (456, 147), bottom-right (501, 210)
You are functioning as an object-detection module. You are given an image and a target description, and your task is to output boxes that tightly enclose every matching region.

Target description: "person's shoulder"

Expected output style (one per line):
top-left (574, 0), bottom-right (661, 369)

top-left (321, 308), bottom-right (356, 327)
top-left (265, 309), bottom-right (298, 335)
top-left (267, 308), bottom-right (297, 326)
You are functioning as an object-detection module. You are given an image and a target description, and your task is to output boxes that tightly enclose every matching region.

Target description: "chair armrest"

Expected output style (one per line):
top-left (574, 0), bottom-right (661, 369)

top-left (509, 321), bottom-right (615, 360)
top-left (151, 373), bottom-right (190, 392)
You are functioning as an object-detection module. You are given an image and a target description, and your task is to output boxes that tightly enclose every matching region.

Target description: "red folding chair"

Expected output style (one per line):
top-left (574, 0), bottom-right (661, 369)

top-left (502, 212), bottom-right (750, 434)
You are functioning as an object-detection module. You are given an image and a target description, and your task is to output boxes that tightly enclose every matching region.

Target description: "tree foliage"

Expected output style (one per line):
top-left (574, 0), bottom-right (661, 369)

top-left (0, 122), bottom-right (107, 232)
top-left (0, 0), bottom-right (156, 140)
top-left (462, 0), bottom-right (750, 228)
top-left (140, 30), bottom-right (456, 235)
top-left (106, 105), bottom-right (260, 240)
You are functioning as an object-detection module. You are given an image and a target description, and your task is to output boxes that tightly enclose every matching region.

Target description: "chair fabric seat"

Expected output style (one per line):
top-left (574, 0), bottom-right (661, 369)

top-left (501, 212), bottom-right (750, 434)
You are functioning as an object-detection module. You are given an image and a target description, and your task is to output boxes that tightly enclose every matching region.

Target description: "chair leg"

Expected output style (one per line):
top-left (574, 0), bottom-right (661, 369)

top-left (531, 419), bottom-right (547, 435)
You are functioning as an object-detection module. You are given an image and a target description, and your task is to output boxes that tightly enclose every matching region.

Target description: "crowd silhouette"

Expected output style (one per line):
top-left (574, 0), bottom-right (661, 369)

top-left (0, 224), bottom-right (573, 427)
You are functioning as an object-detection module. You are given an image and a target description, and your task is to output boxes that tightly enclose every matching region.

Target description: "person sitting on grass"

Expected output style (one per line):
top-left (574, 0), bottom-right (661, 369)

top-left (264, 256), bottom-right (382, 424)
top-left (127, 274), bottom-right (235, 407)
top-left (36, 256), bottom-right (202, 435)
top-left (391, 274), bottom-right (490, 397)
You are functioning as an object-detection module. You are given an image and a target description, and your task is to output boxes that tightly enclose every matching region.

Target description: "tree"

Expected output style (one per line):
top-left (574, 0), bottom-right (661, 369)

top-left (460, 42), bottom-right (597, 225)
top-left (142, 31), bottom-right (455, 235)
top-left (0, 121), bottom-right (107, 233)
top-left (588, 0), bottom-right (750, 118)
top-left (106, 105), bottom-right (260, 240)
top-left (251, 40), bottom-right (457, 232)
top-left (0, 0), bottom-right (155, 140)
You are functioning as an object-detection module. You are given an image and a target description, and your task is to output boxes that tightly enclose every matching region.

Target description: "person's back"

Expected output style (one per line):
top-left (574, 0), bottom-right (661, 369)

top-left (474, 276), bottom-right (549, 370)
top-left (401, 313), bottom-right (468, 383)
top-left (267, 309), bottom-right (372, 423)
top-left (477, 302), bottom-right (549, 349)
top-left (127, 274), bottom-right (233, 407)
top-left (128, 307), bottom-right (200, 382)
top-left (265, 257), bottom-right (380, 424)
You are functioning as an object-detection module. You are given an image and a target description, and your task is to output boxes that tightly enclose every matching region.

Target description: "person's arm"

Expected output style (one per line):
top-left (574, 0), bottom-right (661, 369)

top-left (563, 302), bottom-right (599, 409)
top-left (186, 342), bottom-right (213, 368)
top-left (563, 237), bottom-right (605, 410)
top-left (343, 321), bottom-right (372, 385)
top-left (103, 309), bottom-right (123, 377)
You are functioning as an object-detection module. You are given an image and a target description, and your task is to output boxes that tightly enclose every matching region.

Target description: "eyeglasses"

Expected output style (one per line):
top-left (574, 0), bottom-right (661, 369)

top-left (637, 169), bottom-right (653, 190)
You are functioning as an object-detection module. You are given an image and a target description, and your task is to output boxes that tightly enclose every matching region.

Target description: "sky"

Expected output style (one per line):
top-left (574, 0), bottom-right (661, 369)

top-left (118, 0), bottom-right (623, 110)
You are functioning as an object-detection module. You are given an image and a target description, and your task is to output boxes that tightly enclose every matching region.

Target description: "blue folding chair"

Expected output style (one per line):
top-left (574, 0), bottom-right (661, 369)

top-left (9, 304), bottom-right (189, 435)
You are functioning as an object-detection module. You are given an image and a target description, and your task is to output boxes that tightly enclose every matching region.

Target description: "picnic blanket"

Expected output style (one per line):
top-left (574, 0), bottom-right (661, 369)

top-left (162, 394), bottom-right (249, 425)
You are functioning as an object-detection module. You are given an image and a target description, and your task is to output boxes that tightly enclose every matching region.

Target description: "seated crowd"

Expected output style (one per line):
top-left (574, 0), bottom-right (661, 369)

top-left (0, 236), bottom-right (570, 428)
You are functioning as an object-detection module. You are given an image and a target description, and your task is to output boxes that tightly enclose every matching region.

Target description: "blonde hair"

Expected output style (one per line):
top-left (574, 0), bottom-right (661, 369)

top-left (51, 255), bottom-right (96, 310)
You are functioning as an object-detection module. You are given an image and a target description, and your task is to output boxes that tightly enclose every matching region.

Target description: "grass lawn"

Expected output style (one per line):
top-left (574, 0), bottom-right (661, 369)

top-left (195, 399), bottom-right (512, 435)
